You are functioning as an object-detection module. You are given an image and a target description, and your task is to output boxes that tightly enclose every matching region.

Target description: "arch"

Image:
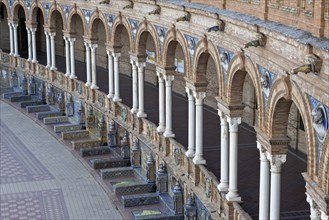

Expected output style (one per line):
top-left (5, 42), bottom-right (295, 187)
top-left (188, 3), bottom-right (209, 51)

top-left (67, 6), bottom-right (87, 35)
top-left (192, 40), bottom-right (223, 98)
top-left (266, 79), bottom-right (316, 178)
top-left (111, 15), bottom-right (134, 51)
top-left (30, 1), bottom-right (46, 24)
top-left (135, 21), bottom-right (160, 63)
top-left (162, 27), bottom-right (190, 77)
top-left (12, 1), bottom-right (28, 20)
top-left (0, 1), bottom-right (10, 19)
top-left (226, 54), bottom-right (263, 125)
top-left (48, 3), bottom-right (66, 29)
top-left (319, 134), bottom-right (329, 193)
top-left (88, 10), bottom-right (110, 42)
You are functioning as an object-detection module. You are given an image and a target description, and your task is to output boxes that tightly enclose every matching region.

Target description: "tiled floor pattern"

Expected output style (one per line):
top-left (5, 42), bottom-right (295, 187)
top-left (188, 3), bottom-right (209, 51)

top-left (0, 100), bottom-right (123, 220)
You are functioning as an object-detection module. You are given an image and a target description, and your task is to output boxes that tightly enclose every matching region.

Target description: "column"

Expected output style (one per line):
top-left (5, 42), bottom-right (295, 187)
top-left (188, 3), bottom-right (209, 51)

top-left (258, 142), bottom-right (270, 220)
top-left (26, 27), bottom-right (32, 61)
top-left (137, 62), bottom-right (147, 118)
top-left (8, 23), bottom-right (14, 55)
top-left (113, 53), bottom-right (122, 102)
top-left (321, 211), bottom-right (329, 220)
top-left (306, 193), bottom-right (321, 220)
top-left (163, 75), bottom-right (175, 138)
top-left (69, 38), bottom-right (76, 79)
top-left (267, 153), bottom-right (286, 220)
top-left (13, 22), bottom-right (19, 57)
top-left (45, 32), bottom-right (51, 68)
top-left (64, 37), bottom-right (70, 76)
top-left (49, 32), bottom-right (56, 70)
top-left (157, 72), bottom-right (165, 133)
top-left (31, 28), bottom-right (37, 63)
top-left (90, 44), bottom-right (99, 90)
top-left (131, 60), bottom-right (138, 113)
top-left (107, 51), bottom-right (114, 99)
top-left (84, 42), bottom-right (91, 86)
top-left (185, 88), bottom-right (195, 158)
top-left (226, 117), bottom-right (242, 202)
top-left (217, 110), bottom-right (229, 192)
top-left (192, 91), bottom-right (206, 165)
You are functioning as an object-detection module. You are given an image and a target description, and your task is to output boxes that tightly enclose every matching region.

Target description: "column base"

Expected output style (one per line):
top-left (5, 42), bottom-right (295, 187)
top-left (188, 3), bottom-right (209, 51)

top-left (90, 84), bottom-right (99, 90)
top-left (225, 192), bottom-right (241, 202)
top-left (113, 96), bottom-right (122, 102)
top-left (85, 82), bottom-right (91, 87)
top-left (28, 58), bottom-right (32, 62)
top-left (50, 67), bottom-right (57, 71)
top-left (163, 130), bottom-right (175, 138)
top-left (65, 73), bottom-right (70, 77)
top-left (185, 150), bottom-right (195, 158)
top-left (46, 65), bottom-right (50, 69)
top-left (137, 111), bottom-right (147, 118)
top-left (156, 125), bottom-right (165, 133)
top-left (193, 156), bottom-right (206, 165)
top-left (217, 182), bottom-right (229, 192)
top-left (131, 108), bottom-right (138, 114)
top-left (32, 60), bottom-right (38, 64)
top-left (107, 94), bottom-right (114, 99)
top-left (14, 54), bottom-right (20, 57)
top-left (69, 75), bottom-right (77, 79)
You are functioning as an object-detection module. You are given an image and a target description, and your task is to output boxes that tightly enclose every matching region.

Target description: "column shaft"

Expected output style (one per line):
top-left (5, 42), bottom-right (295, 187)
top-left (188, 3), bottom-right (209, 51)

top-left (26, 28), bottom-right (32, 61)
top-left (90, 44), bottom-right (99, 90)
top-left (69, 38), bottom-right (76, 79)
top-left (131, 60), bottom-right (138, 113)
top-left (113, 53), bottom-right (122, 102)
top-left (8, 23), bottom-right (14, 55)
top-left (185, 88), bottom-right (195, 158)
top-left (45, 32), bottom-right (51, 68)
top-left (84, 42), bottom-right (91, 86)
top-left (157, 72), bottom-right (165, 133)
top-left (137, 62), bottom-right (147, 118)
top-left (218, 110), bottom-right (229, 192)
top-left (50, 32), bottom-right (56, 70)
top-left (31, 28), bottom-right (37, 63)
top-left (64, 37), bottom-right (70, 76)
top-left (107, 51), bottom-right (114, 99)
top-left (163, 75), bottom-right (175, 138)
top-left (258, 143), bottom-right (270, 220)
top-left (13, 23), bottom-right (19, 56)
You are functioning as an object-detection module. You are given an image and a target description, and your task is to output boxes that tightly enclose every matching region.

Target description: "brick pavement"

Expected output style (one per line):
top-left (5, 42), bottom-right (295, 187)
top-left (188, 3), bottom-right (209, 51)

top-left (0, 100), bottom-right (123, 220)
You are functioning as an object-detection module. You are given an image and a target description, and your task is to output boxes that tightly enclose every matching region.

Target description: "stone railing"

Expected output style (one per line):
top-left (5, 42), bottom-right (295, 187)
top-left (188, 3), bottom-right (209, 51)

top-left (0, 51), bottom-right (252, 220)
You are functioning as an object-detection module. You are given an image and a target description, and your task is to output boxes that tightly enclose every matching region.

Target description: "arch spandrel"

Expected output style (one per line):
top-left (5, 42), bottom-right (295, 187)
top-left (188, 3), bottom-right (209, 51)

top-left (226, 54), bottom-right (263, 126)
top-left (135, 21), bottom-right (160, 63)
top-left (30, 1), bottom-right (46, 25)
top-left (88, 10), bottom-right (110, 43)
top-left (162, 27), bottom-right (190, 77)
top-left (67, 6), bottom-right (87, 36)
top-left (48, 4), bottom-right (66, 29)
top-left (12, 1), bottom-right (28, 20)
top-left (192, 40), bottom-right (223, 98)
top-left (110, 15), bottom-right (134, 52)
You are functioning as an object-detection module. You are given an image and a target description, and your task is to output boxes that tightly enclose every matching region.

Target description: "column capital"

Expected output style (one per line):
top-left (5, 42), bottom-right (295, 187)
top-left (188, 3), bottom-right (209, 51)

top-left (218, 109), bottom-right (227, 122)
top-left (193, 91), bottom-right (206, 105)
top-left (164, 74), bottom-right (174, 83)
top-left (156, 71), bottom-right (163, 79)
top-left (266, 153), bottom-right (286, 173)
top-left (12, 23), bottom-right (18, 28)
top-left (84, 41), bottom-right (90, 48)
top-left (107, 50), bottom-right (113, 57)
top-left (31, 28), bottom-right (37, 33)
top-left (185, 87), bottom-right (193, 98)
top-left (113, 53), bottom-right (121, 59)
top-left (257, 141), bottom-right (268, 162)
top-left (227, 116), bottom-right (241, 133)
top-left (69, 38), bottom-right (76, 43)
top-left (90, 43), bottom-right (98, 51)
top-left (49, 32), bottom-right (56, 37)
top-left (44, 31), bottom-right (50, 36)
top-left (137, 62), bottom-right (146, 69)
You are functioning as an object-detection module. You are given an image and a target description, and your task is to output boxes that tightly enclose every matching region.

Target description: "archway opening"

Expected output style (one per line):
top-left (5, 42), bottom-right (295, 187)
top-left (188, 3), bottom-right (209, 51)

top-left (0, 3), bottom-right (9, 51)
top-left (13, 5), bottom-right (27, 57)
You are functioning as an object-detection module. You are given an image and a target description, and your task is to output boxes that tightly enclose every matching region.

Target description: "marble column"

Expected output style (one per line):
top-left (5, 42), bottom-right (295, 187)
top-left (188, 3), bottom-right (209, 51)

top-left (69, 38), bottom-right (76, 79)
top-left (267, 153), bottom-right (286, 220)
top-left (258, 142), bottom-right (270, 220)
top-left (192, 91), bottom-right (206, 165)
top-left (13, 22), bottom-right (19, 57)
top-left (226, 117), bottom-right (242, 202)
top-left (137, 62), bottom-right (147, 118)
top-left (84, 42), bottom-right (91, 87)
top-left (90, 44), bottom-right (99, 90)
top-left (217, 110), bottom-right (229, 192)
top-left (185, 88), bottom-right (195, 158)
top-left (107, 51), bottom-right (114, 99)
top-left (156, 72), bottom-right (165, 133)
top-left (131, 60), bottom-right (138, 113)
top-left (26, 27), bottom-right (32, 61)
top-left (113, 53), bottom-right (122, 102)
top-left (163, 75), bottom-right (175, 138)
top-left (31, 28), bottom-right (37, 63)
top-left (8, 23), bottom-right (14, 55)
top-left (45, 31), bottom-right (51, 69)
top-left (306, 193), bottom-right (321, 220)
top-left (64, 37), bottom-right (70, 77)
top-left (49, 32), bottom-right (56, 70)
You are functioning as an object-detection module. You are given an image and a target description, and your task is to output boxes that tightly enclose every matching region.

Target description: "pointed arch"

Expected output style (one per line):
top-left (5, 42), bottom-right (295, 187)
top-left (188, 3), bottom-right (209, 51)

top-left (111, 15), bottom-right (134, 51)
top-left (30, 1), bottom-right (46, 24)
top-left (67, 6), bottom-right (86, 35)
top-left (48, 3), bottom-right (66, 29)
top-left (135, 20), bottom-right (160, 63)
top-left (0, 1), bottom-right (10, 19)
top-left (88, 9), bottom-right (110, 42)
top-left (12, 1), bottom-right (28, 20)
top-left (162, 27), bottom-right (190, 77)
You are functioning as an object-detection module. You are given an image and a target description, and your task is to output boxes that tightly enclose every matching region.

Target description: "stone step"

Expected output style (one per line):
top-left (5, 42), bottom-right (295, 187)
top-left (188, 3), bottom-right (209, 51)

top-left (80, 146), bottom-right (111, 157)
top-left (0, 87), bottom-right (14, 94)
top-left (36, 111), bottom-right (63, 120)
top-left (43, 116), bottom-right (69, 125)
top-left (26, 105), bottom-right (50, 113)
top-left (20, 100), bottom-right (44, 108)
top-left (135, 213), bottom-right (183, 220)
top-left (159, 193), bottom-right (174, 213)
top-left (54, 124), bottom-right (81, 133)
top-left (101, 167), bottom-right (134, 179)
top-left (72, 139), bottom-right (102, 150)
top-left (62, 130), bottom-right (90, 140)
top-left (10, 95), bottom-right (31, 102)
top-left (114, 183), bottom-right (156, 196)
top-left (92, 158), bottom-right (131, 170)
top-left (3, 91), bottom-right (21, 99)
top-left (122, 193), bottom-right (159, 207)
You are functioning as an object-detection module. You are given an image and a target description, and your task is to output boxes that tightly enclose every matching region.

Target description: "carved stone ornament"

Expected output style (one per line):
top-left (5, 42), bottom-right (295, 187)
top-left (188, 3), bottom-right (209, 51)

top-left (289, 54), bottom-right (322, 75)
top-left (266, 153), bottom-right (287, 173)
top-left (173, 147), bottom-right (181, 165)
top-left (311, 103), bottom-right (328, 143)
top-left (205, 177), bottom-right (212, 198)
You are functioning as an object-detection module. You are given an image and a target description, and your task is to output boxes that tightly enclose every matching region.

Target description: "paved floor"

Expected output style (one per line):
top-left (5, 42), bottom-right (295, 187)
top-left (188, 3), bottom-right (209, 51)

top-left (0, 100), bottom-right (123, 220)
